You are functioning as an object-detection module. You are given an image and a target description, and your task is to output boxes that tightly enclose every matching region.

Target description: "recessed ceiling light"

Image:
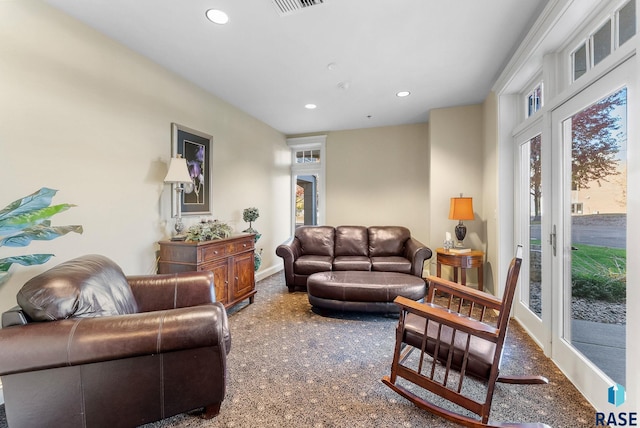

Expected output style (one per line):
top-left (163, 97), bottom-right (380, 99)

top-left (305, 104), bottom-right (317, 110)
top-left (206, 9), bottom-right (229, 25)
top-left (396, 91), bottom-right (411, 97)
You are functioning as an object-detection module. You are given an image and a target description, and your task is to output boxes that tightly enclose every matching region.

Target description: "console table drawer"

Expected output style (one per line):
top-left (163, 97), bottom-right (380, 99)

top-left (202, 243), bottom-right (228, 260)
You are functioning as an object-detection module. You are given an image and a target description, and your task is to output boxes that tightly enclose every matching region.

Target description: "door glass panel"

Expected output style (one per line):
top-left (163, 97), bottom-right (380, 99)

top-left (527, 135), bottom-right (542, 318)
top-left (295, 174), bottom-right (319, 227)
top-left (564, 87), bottom-right (627, 385)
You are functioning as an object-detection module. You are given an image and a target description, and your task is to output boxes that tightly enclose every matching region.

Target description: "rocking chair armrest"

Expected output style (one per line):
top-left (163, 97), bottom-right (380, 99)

top-left (394, 296), bottom-right (499, 342)
top-left (425, 275), bottom-right (503, 310)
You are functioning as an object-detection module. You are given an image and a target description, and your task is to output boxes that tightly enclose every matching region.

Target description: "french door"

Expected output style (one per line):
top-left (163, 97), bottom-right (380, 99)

top-left (516, 57), bottom-right (635, 410)
top-left (514, 122), bottom-right (550, 350)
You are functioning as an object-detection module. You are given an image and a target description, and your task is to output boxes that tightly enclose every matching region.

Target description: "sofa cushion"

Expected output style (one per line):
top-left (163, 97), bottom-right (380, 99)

top-left (371, 256), bottom-right (412, 274)
top-left (17, 254), bottom-right (138, 321)
top-left (294, 255), bottom-right (333, 275)
top-left (368, 226), bottom-right (410, 257)
top-left (296, 226), bottom-right (335, 257)
top-left (333, 256), bottom-right (371, 271)
top-left (335, 226), bottom-right (368, 256)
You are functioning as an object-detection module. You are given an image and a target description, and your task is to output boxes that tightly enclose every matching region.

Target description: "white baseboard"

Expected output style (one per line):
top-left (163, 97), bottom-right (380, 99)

top-left (256, 263), bottom-right (282, 282)
top-left (0, 379), bottom-right (4, 405)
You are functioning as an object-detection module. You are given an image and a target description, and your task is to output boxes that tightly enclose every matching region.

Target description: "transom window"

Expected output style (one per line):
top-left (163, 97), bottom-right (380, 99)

top-left (526, 82), bottom-right (543, 118)
top-left (295, 149), bottom-right (320, 164)
top-left (571, 0), bottom-right (636, 82)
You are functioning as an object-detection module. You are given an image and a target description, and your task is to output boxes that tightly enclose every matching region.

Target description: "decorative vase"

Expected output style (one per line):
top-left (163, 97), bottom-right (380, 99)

top-left (254, 249), bottom-right (263, 272)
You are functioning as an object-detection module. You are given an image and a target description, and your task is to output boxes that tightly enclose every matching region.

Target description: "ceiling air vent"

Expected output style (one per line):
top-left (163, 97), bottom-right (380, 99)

top-left (271, 0), bottom-right (325, 16)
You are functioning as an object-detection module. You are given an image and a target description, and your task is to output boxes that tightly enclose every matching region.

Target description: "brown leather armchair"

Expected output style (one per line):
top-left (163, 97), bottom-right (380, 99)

top-left (0, 255), bottom-right (231, 428)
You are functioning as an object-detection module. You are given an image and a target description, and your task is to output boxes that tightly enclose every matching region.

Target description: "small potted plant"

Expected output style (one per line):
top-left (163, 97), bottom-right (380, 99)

top-left (242, 207), bottom-right (261, 243)
top-left (185, 219), bottom-right (233, 242)
top-left (242, 207), bottom-right (262, 271)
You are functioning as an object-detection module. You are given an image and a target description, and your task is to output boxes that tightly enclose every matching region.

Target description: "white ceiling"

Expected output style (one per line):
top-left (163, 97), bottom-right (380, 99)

top-left (44, 0), bottom-right (548, 135)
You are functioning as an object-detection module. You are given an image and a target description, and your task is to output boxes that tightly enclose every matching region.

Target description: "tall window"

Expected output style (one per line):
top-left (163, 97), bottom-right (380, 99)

top-left (287, 135), bottom-right (326, 230)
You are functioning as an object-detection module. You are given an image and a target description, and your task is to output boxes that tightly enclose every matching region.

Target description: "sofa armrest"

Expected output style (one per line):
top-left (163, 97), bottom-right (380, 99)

top-left (127, 271), bottom-right (216, 312)
top-left (404, 237), bottom-right (432, 277)
top-left (275, 237), bottom-right (302, 287)
top-left (0, 302), bottom-right (229, 376)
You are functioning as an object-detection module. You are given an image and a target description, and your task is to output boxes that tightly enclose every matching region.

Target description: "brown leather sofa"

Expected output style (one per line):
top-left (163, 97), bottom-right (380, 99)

top-left (0, 254), bottom-right (231, 428)
top-left (276, 226), bottom-right (432, 291)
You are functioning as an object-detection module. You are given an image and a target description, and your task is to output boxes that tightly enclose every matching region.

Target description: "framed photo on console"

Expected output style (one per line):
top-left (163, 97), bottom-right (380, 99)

top-left (171, 123), bottom-right (213, 216)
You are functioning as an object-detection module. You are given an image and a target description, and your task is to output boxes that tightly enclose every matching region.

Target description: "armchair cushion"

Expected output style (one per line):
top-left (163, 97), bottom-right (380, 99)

top-left (404, 311), bottom-right (496, 379)
top-left (16, 254), bottom-right (137, 321)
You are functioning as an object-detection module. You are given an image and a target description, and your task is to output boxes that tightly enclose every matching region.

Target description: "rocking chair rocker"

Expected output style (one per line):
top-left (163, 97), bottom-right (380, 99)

top-left (382, 246), bottom-right (550, 427)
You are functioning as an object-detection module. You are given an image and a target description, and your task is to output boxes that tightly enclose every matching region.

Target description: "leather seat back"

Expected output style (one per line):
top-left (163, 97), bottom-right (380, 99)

top-left (17, 254), bottom-right (138, 321)
top-left (295, 226), bottom-right (335, 257)
top-left (368, 226), bottom-right (410, 257)
top-left (335, 226), bottom-right (368, 256)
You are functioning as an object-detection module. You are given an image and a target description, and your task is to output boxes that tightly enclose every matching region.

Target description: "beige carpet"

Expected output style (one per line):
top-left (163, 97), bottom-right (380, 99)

top-left (144, 272), bottom-right (596, 428)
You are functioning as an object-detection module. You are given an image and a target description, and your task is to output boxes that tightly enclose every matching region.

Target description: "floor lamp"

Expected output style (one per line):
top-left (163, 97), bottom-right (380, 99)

top-left (164, 155), bottom-right (193, 240)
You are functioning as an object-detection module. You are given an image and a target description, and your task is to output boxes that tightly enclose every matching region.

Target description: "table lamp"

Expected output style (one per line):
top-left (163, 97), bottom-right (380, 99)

top-left (448, 194), bottom-right (474, 247)
top-left (164, 155), bottom-right (193, 240)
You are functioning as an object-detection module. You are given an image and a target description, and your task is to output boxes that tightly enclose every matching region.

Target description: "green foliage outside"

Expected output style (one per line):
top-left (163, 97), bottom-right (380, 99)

top-left (571, 244), bottom-right (626, 302)
top-left (529, 240), bottom-right (626, 302)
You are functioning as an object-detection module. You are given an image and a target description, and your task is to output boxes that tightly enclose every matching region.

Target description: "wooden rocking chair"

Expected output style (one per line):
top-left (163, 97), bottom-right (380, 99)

top-left (382, 246), bottom-right (550, 427)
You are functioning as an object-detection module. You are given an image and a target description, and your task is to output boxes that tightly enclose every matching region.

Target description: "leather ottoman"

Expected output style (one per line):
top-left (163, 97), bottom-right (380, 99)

top-left (307, 271), bottom-right (426, 313)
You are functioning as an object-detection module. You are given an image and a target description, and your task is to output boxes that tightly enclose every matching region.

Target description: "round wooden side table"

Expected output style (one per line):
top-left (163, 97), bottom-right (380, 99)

top-left (435, 248), bottom-right (485, 291)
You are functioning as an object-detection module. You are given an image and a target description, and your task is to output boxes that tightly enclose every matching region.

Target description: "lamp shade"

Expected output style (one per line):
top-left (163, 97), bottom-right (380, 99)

top-left (164, 156), bottom-right (192, 183)
top-left (448, 197), bottom-right (474, 221)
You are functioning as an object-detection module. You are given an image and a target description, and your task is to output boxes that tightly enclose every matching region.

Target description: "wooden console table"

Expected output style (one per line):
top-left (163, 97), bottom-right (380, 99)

top-left (158, 234), bottom-right (256, 309)
top-left (436, 248), bottom-right (485, 291)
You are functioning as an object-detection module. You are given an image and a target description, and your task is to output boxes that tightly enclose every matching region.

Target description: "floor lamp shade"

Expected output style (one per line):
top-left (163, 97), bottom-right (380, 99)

top-left (448, 197), bottom-right (474, 243)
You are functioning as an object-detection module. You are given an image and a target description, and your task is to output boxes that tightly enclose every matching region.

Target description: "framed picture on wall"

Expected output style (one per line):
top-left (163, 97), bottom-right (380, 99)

top-left (171, 123), bottom-right (213, 216)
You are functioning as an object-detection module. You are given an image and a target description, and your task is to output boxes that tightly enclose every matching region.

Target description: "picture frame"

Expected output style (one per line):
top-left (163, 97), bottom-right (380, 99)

top-left (171, 123), bottom-right (213, 216)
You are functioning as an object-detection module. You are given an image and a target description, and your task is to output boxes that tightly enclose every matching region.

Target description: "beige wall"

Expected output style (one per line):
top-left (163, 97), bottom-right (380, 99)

top-left (323, 124), bottom-right (430, 248)
top-left (428, 104), bottom-right (485, 284)
top-left (482, 92), bottom-right (499, 292)
top-left (0, 0), bottom-right (292, 311)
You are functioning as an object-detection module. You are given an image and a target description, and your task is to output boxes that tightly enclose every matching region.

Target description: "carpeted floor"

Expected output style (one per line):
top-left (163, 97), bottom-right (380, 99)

top-left (0, 272), bottom-right (598, 427)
